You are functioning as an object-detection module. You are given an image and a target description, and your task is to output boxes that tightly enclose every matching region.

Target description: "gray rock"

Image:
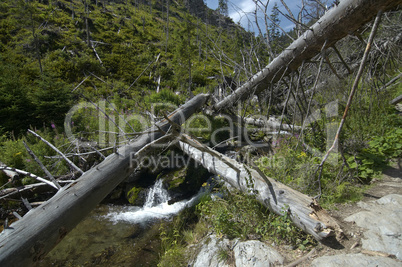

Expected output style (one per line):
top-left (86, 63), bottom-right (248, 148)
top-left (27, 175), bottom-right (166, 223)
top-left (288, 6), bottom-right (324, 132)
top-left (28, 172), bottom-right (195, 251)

top-left (233, 240), bottom-right (284, 267)
top-left (192, 235), bottom-right (231, 267)
top-left (191, 235), bottom-right (284, 267)
top-left (311, 253), bottom-right (401, 267)
top-left (345, 194), bottom-right (402, 260)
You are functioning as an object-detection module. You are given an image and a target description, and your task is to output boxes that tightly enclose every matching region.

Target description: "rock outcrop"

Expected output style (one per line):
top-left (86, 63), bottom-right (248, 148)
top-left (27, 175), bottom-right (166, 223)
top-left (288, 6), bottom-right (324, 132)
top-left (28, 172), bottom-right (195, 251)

top-left (344, 194), bottom-right (402, 260)
top-left (311, 253), bottom-right (401, 267)
top-left (190, 235), bottom-right (284, 267)
top-left (312, 193), bottom-right (402, 266)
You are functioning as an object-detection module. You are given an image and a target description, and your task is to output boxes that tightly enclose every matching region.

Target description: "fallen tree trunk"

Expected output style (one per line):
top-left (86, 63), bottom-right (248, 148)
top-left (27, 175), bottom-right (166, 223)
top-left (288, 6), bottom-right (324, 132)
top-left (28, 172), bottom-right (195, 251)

top-left (212, 0), bottom-right (402, 112)
top-left (216, 113), bottom-right (301, 132)
top-left (242, 116), bottom-right (301, 131)
top-left (0, 94), bottom-right (209, 267)
top-left (178, 134), bottom-right (341, 242)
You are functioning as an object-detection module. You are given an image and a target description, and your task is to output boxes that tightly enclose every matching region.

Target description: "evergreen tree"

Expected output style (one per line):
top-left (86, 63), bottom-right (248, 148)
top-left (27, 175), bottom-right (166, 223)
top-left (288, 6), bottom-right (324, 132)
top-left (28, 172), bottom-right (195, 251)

top-left (268, 2), bottom-right (281, 55)
top-left (173, 14), bottom-right (196, 96)
top-left (218, 0), bottom-right (228, 17)
top-left (0, 58), bottom-right (34, 135)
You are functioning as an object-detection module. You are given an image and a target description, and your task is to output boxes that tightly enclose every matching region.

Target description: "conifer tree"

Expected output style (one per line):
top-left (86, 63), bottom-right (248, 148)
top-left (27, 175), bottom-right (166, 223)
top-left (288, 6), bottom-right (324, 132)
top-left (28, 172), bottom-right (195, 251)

top-left (218, 0), bottom-right (228, 16)
top-left (268, 2), bottom-right (281, 55)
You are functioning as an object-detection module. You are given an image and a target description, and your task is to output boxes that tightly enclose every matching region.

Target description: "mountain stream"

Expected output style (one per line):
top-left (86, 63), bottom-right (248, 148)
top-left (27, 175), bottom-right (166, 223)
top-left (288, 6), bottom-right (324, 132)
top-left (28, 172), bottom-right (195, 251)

top-left (39, 179), bottom-right (203, 266)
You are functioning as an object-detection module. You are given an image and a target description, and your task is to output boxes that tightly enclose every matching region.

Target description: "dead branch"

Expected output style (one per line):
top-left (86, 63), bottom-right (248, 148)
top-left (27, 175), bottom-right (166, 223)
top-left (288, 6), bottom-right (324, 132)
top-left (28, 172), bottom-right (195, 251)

top-left (0, 94), bottom-right (209, 266)
top-left (316, 10), bottom-right (383, 196)
top-left (127, 53), bottom-right (160, 90)
top-left (23, 141), bottom-right (61, 190)
top-left (28, 129), bottom-right (84, 174)
top-left (72, 77), bottom-right (89, 92)
top-left (285, 248), bottom-right (316, 267)
top-left (390, 94), bottom-right (402, 105)
top-left (90, 40), bottom-right (103, 64)
top-left (278, 74), bottom-right (294, 135)
top-left (211, 0), bottom-right (400, 112)
top-left (0, 166), bottom-right (58, 190)
top-left (298, 46), bottom-right (326, 145)
top-left (0, 181), bottom-right (74, 200)
top-left (332, 45), bottom-right (352, 74)
top-left (178, 134), bottom-right (342, 242)
top-left (381, 72), bottom-right (402, 92)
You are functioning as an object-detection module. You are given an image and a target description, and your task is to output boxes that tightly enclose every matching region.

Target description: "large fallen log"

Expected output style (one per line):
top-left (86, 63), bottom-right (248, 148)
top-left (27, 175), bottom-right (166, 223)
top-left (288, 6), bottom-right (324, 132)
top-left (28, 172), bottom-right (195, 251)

top-left (212, 0), bottom-right (402, 112)
top-left (0, 94), bottom-right (209, 267)
top-left (178, 134), bottom-right (341, 242)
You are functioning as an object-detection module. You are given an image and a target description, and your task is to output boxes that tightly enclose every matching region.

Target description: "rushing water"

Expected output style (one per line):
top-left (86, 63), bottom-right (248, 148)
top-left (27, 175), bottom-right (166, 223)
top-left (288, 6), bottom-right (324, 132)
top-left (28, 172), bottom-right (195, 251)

top-left (103, 179), bottom-right (201, 226)
top-left (39, 179), bottom-right (203, 266)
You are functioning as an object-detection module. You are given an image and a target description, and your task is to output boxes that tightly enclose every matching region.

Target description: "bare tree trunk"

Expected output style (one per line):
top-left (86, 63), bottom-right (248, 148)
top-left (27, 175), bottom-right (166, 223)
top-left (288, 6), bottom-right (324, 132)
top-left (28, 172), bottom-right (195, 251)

top-left (211, 0), bottom-right (401, 112)
top-left (178, 134), bottom-right (341, 242)
top-left (0, 94), bottom-right (209, 267)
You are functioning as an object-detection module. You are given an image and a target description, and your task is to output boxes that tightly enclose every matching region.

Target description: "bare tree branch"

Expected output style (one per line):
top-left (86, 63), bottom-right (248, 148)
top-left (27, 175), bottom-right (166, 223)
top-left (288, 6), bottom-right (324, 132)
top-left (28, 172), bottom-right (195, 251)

top-left (211, 0), bottom-right (400, 112)
top-left (28, 129), bottom-right (84, 174)
top-left (23, 141), bottom-right (61, 190)
top-left (0, 166), bottom-right (58, 190)
top-left (316, 10), bottom-right (383, 196)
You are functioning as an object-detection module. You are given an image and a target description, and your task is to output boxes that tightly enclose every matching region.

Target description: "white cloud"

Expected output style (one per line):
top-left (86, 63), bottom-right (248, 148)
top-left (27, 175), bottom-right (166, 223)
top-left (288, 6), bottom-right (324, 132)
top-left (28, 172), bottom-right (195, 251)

top-left (205, 0), bottom-right (304, 32)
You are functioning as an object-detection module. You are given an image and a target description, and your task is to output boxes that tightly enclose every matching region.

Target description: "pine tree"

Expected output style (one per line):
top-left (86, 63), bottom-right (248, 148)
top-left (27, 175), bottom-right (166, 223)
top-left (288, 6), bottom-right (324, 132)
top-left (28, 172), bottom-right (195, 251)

top-left (268, 3), bottom-right (281, 55)
top-left (218, 0), bottom-right (228, 17)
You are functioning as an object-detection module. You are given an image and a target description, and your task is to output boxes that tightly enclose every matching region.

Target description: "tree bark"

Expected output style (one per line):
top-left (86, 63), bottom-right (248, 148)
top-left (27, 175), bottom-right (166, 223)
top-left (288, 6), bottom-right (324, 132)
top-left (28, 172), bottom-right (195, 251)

top-left (0, 94), bottom-right (209, 267)
top-left (178, 134), bottom-right (342, 242)
top-left (211, 0), bottom-right (402, 112)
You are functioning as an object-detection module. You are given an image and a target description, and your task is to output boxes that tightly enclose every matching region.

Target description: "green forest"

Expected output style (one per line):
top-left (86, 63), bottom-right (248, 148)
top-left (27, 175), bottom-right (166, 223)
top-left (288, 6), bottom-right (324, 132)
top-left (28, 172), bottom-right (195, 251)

top-left (0, 0), bottom-right (253, 134)
top-left (0, 0), bottom-right (401, 266)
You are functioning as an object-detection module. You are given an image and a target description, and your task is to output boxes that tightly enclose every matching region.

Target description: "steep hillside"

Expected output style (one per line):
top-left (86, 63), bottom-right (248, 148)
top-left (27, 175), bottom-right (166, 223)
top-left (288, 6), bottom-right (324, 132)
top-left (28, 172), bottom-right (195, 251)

top-left (0, 0), bottom-right (256, 135)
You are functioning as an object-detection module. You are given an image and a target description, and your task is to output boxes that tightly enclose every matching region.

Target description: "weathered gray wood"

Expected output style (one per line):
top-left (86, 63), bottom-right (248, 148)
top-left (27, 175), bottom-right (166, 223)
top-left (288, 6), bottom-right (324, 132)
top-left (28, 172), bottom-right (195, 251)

top-left (216, 113), bottom-right (301, 132)
top-left (23, 140), bottom-right (61, 190)
top-left (28, 129), bottom-right (84, 175)
top-left (390, 94), bottom-right (402, 105)
top-left (0, 181), bottom-right (74, 200)
top-left (381, 73), bottom-right (402, 92)
top-left (212, 0), bottom-right (402, 112)
top-left (178, 134), bottom-right (341, 242)
top-left (0, 94), bottom-right (209, 267)
top-left (0, 166), bottom-right (58, 190)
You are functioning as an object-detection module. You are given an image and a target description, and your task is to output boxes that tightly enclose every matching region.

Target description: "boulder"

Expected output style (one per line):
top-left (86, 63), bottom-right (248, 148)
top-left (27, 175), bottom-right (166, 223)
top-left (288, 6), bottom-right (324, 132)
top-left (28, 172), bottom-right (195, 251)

top-left (190, 235), bottom-right (284, 267)
top-left (344, 194), bottom-right (402, 260)
top-left (233, 240), bottom-right (284, 267)
top-left (311, 253), bottom-right (401, 267)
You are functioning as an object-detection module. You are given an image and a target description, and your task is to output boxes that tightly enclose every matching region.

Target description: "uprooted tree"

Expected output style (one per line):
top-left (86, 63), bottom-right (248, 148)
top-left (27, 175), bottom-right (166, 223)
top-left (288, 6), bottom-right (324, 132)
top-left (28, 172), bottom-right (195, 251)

top-left (1, 0), bottom-right (401, 265)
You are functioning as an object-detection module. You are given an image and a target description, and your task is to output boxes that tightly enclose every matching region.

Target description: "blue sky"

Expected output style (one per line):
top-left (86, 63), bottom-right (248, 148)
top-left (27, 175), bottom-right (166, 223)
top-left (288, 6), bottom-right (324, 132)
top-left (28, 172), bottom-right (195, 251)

top-left (204, 0), bottom-right (303, 32)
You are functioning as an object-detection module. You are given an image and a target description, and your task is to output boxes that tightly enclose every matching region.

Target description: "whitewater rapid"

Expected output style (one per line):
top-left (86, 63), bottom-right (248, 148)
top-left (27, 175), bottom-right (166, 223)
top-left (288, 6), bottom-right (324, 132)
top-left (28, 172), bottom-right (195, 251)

top-left (103, 179), bottom-right (203, 225)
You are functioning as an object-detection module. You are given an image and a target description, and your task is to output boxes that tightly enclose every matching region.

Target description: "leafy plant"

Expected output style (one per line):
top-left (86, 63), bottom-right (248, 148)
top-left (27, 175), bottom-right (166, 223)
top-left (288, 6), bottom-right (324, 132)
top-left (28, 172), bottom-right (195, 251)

top-left (368, 128), bottom-right (402, 158)
top-left (196, 187), bottom-right (316, 248)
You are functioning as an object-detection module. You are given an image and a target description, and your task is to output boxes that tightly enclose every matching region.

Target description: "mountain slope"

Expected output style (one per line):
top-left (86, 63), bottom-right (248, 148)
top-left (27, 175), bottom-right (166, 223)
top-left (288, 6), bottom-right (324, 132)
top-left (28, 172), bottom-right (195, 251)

top-left (0, 0), bottom-right (255, 135)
